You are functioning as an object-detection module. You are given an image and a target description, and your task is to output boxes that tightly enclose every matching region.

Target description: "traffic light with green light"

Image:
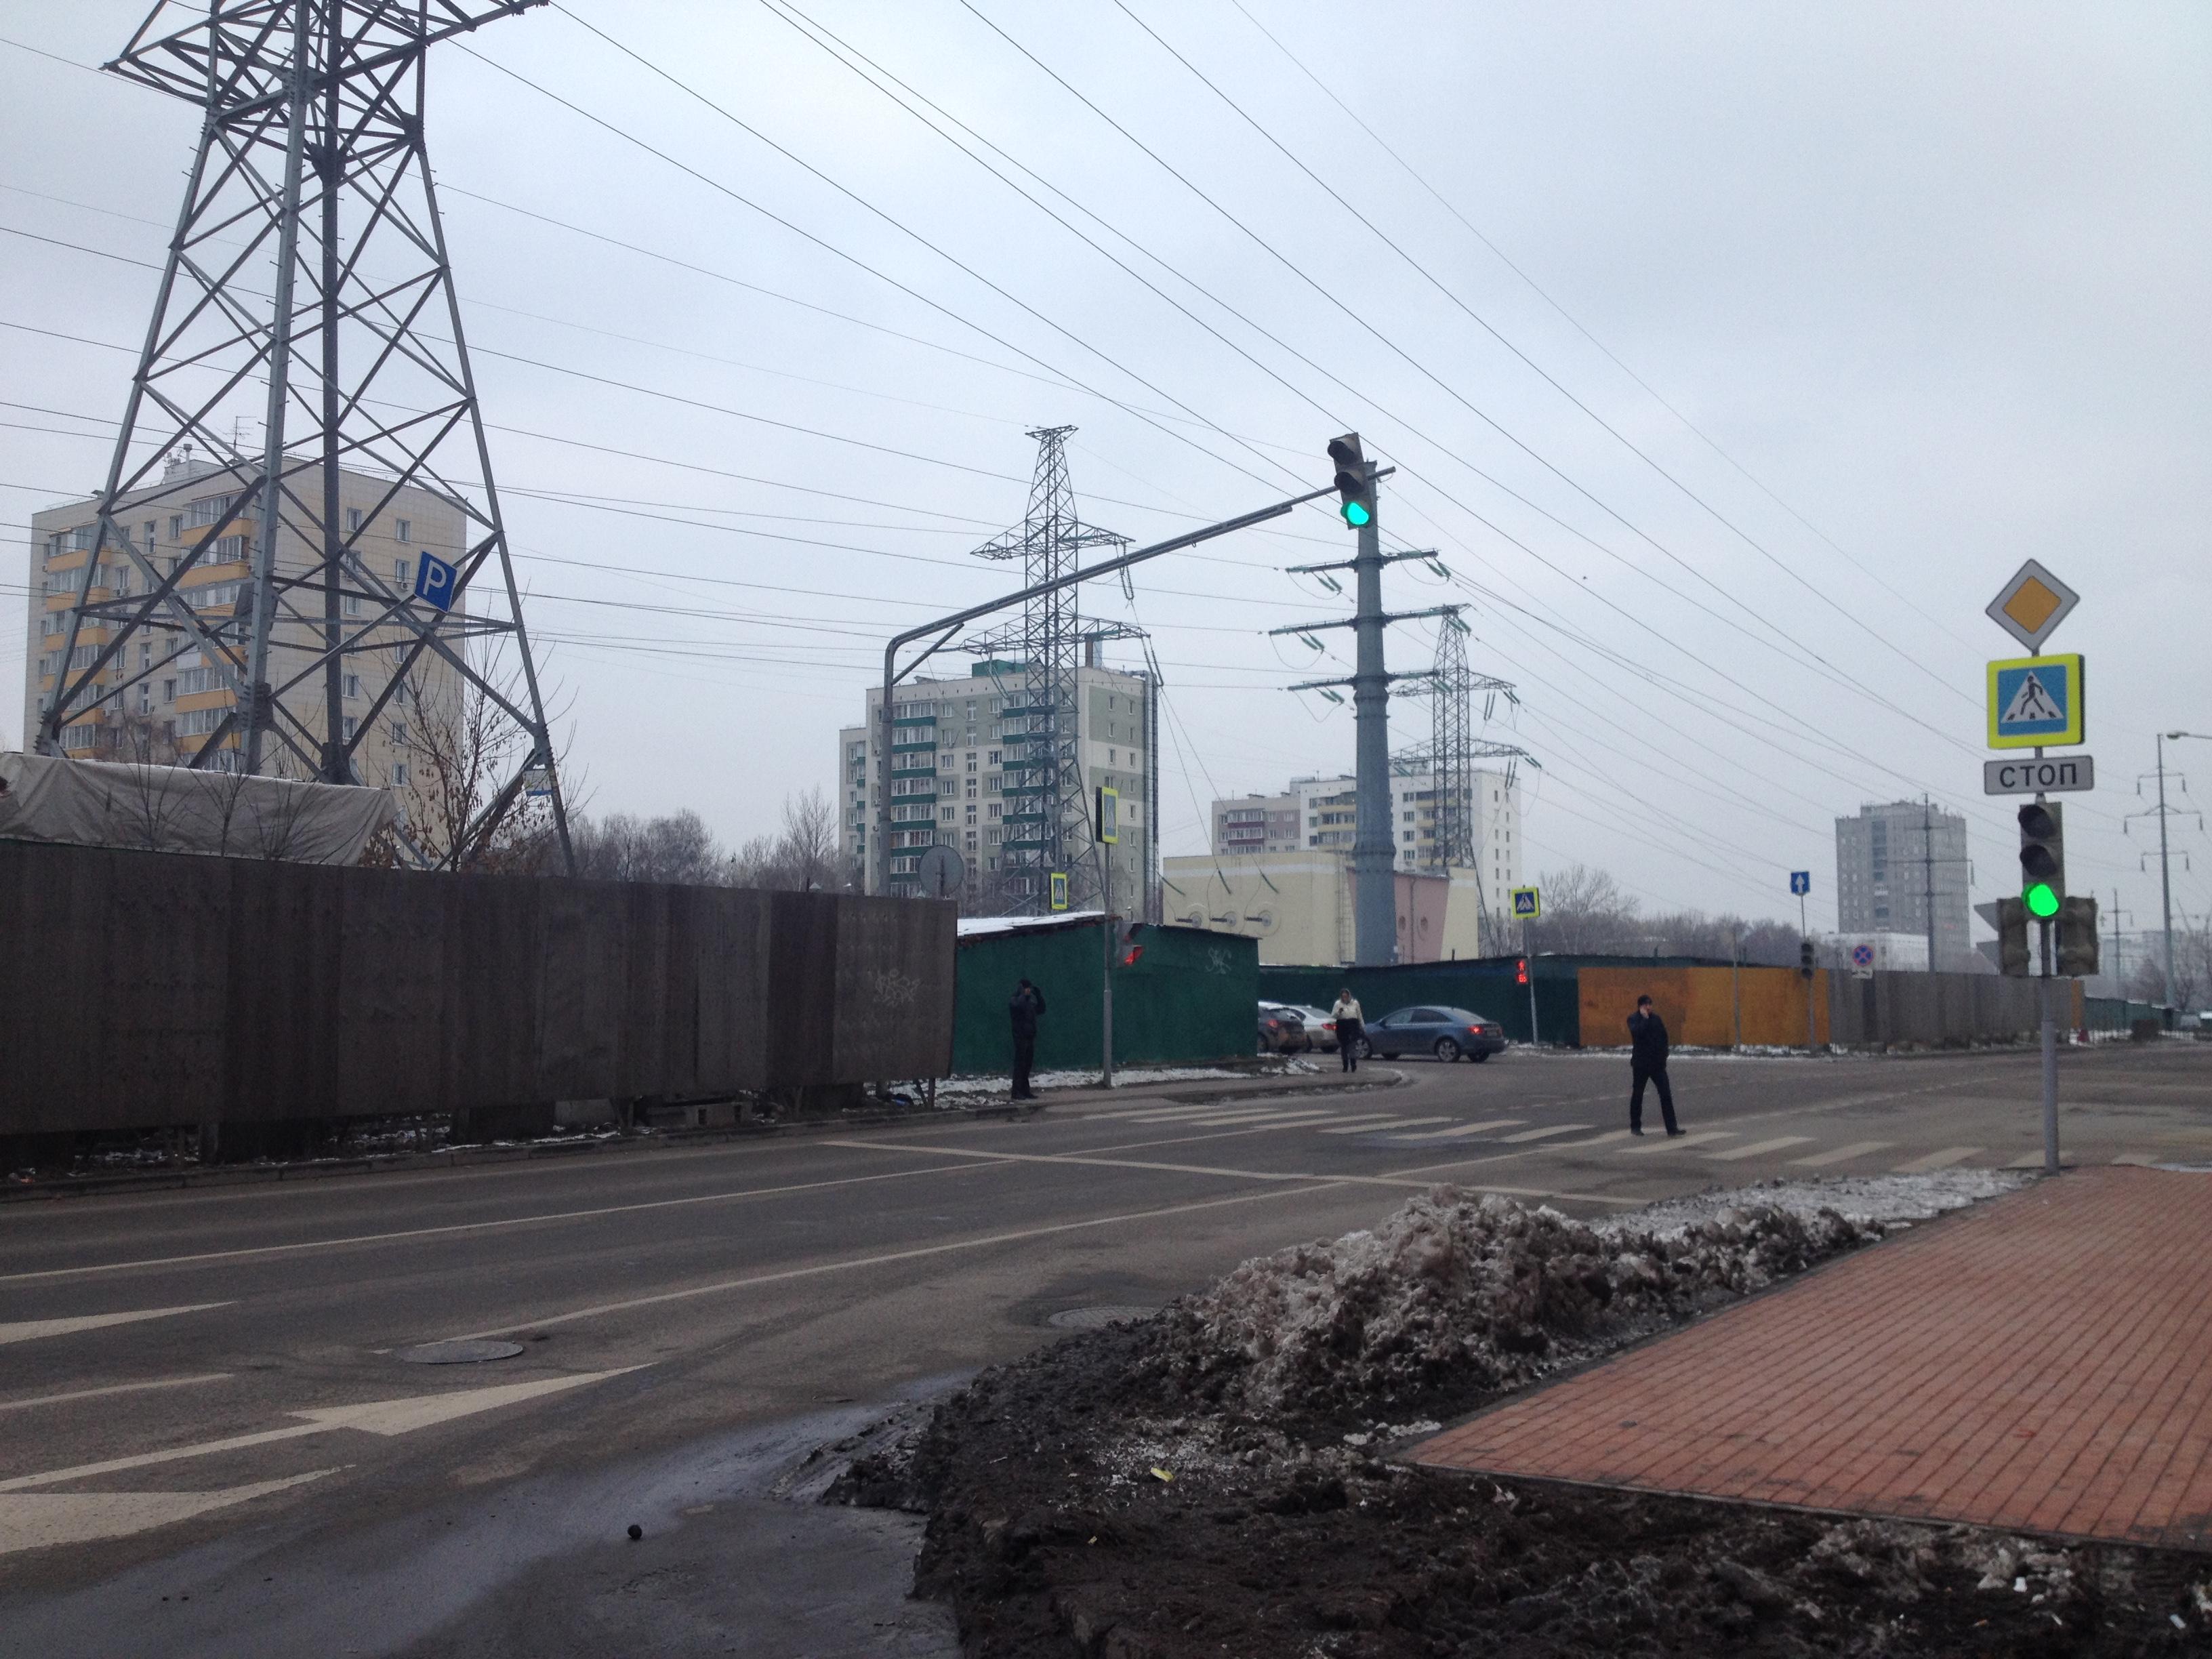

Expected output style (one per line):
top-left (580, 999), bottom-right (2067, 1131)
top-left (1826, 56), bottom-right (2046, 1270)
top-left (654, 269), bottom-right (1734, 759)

top-left (2017, 801), bottom-right (2064, 918)
top-left (1328, 432), bottom-right (1374, 529)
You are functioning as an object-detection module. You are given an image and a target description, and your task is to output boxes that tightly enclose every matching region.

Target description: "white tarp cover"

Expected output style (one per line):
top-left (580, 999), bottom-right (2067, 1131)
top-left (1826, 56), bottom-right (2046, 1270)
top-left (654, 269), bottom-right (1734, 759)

top-left (0, 751), bottom-right (394, 865)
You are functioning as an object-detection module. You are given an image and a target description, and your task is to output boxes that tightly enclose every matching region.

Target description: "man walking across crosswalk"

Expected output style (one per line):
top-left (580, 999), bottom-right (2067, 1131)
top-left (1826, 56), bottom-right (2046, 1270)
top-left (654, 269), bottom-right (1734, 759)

top-left (1626, 994), bottom-right (1683, 1137)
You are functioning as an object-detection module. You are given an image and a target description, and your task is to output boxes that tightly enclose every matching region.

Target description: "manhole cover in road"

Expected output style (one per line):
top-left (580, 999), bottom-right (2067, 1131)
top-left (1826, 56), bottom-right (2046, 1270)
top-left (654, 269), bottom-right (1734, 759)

top-left (1046, 1305), bottom-right (1160, 1330)
top-left (397, 1338), bottom-right (524, 1364)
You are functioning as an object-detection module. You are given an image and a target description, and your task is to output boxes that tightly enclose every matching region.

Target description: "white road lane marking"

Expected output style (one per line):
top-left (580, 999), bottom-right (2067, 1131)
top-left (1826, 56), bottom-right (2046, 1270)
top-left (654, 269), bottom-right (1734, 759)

top-left (1497, 1125), bottom-right (1588, 1144)
top-left (1618, 1130), bottom-right (1738, 1155)
top-left (1521, 1129), bottom-right (1637, 1154)
top-left (0, 1160), bottom-right (1010, 1286)
top-left (1315, 1116), bottom-right (1451, 1134)
top-left (0, 1303), bottom-right (232, 1345)
top-left (0, 1374), bottom-right (232, 1415)
top-left (1894, 1146), bottom-right (1982, 1172)
top-left (0, 1470), bottom-right (339, 1556)
top-left (1787, 1141), bottom-right (1895, 1168)
top-left (1384, 1119), bottom-right (1525, 1143)
top-left (1174, 1109), bottom-right (1345, 1128)
top-left (0, 1370), bottom-right (643, 1494)
top-left (1704, 1136), bottom-right (1818, 1162)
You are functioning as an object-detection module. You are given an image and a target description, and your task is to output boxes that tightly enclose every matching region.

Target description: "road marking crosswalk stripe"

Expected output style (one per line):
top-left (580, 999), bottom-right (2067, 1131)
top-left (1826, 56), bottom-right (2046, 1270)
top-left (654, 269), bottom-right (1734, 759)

top-left (1385, 1118), bottom-right (1525, 1143)
top-left (1619, 1130), bottom-right (1738, 1155)
top-left (1788, 1140), bottom-right (1895, 1168)
top-left (1315, 1116), bottom-right (1452, 1134)
top-left (1542, 1129), bottom-right (1635, 1151)
top-left (1893, 1146), bottom-right (1981, 1172)
top-left (1704, 1135), bottom-right (1817, 1162)
top-left (1176, 1109), bottom-right (1344, 1128)
top-left (1497, 1125), bottom-right (1589, 1144)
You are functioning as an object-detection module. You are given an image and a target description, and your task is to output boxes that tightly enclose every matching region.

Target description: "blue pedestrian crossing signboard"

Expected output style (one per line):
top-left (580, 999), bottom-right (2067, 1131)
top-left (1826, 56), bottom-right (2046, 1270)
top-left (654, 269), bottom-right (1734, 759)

top-left (1511, 886), bottom-right (1540, 920)
top-left (1790, 871), bottom-right (1810, 896)
top-left (1987, 653), bottom-right (2084, 749)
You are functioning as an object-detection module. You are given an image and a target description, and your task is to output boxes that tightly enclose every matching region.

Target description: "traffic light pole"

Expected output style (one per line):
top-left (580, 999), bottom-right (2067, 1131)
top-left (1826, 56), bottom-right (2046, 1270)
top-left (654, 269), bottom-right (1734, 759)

top-left (1349, 458), bottom-right (1397, 968)
top-left (2036, 754), bottom-right (2060, 1176)
top-left (1523, 917), bottom-right (1540, 1045)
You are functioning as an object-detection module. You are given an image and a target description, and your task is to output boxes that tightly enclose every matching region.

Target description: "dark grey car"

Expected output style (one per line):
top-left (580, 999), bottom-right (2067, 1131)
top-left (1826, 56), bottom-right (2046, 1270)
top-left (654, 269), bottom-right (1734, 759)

top-left (1356, 1005), bottom-right (1508, 1063)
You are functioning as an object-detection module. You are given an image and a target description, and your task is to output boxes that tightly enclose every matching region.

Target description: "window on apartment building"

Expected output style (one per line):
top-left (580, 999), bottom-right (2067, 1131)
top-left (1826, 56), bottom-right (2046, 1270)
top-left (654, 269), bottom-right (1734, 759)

top-left (143, 520), bottom-right (157, 550)
top-left (394, 517), bottom-right (410, 543)
top-left (162, 678), bottom-right (176, 703)
top-left (391, 761), bottom-right (409, 786)
top-left (346, 508), bottom-right (364, 533)
top-left (395, 558), bottom-right (412, 589)
top-left (344, 594), bottom-right (363, 618)
top-left (342, 716), bottom-right (358, 741)
top-left (345, 674), bottom-right (361, 698)
top-left (939, 806), bottom-right (955, 822)
top-left (170, 514), bottom-right (184, 539)
top-left (391, 721), bottom-right (408, 747)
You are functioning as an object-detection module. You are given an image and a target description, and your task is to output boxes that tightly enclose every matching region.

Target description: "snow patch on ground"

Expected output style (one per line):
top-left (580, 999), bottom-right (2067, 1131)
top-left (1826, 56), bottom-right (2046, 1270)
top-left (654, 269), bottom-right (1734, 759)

top-left (1605, 1168), bottom-right (2026, 1237)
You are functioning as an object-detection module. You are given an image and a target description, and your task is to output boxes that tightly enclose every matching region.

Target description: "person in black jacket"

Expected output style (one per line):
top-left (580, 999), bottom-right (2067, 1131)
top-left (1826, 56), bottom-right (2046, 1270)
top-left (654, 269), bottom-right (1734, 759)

top-left (1626, 994), bottom-right (1682, 1136)
top-left (1008, 978), bottom-right (1046, 1102)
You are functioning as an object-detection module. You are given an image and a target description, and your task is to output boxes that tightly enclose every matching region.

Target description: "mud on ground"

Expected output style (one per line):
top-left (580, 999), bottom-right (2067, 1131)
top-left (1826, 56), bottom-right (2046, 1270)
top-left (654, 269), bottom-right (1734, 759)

top-left (833, 1181), bottom-right (2210, 1656)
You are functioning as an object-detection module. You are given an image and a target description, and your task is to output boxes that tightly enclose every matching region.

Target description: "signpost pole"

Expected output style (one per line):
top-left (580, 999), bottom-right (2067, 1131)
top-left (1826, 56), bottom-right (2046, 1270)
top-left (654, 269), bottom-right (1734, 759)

top-left (1800, 890), bottom-right (1816, 1052)
top-left (1523, 916), bottom-right (1540, 1046)
top-left (1096, 790), bottom-right (1115, 1090)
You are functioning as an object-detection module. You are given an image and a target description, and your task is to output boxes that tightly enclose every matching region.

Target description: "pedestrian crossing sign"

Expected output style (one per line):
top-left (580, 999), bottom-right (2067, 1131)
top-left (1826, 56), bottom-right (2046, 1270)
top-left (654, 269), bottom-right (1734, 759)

top-left (1048, 872), bottom-right (1068, 912)
top-left (1987, 653), bottom-right (2084, 749)
top-left (1511, 886), bottom-right (1541, 919)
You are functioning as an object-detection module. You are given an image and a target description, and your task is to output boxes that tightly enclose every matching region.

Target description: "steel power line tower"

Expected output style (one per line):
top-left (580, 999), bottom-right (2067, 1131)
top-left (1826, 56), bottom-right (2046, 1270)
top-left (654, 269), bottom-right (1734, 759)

top-left (968, 427), bottom-right (1127, 912)
top-left (37, 1), bottom-right (573, 870)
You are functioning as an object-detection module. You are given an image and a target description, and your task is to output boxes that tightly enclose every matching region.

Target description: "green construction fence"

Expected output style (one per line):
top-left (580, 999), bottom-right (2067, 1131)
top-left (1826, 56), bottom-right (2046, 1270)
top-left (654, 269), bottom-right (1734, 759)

top-left (951, 918), bottom-right (1258, 1076)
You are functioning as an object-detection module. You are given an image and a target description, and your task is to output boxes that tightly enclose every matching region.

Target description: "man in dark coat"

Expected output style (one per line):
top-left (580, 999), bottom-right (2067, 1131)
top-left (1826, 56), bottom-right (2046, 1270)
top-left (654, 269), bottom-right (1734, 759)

top-left (1626, 994), bottom-right (1682, 1136)
top-left (1008, 978), bottom-right (1046, 1102)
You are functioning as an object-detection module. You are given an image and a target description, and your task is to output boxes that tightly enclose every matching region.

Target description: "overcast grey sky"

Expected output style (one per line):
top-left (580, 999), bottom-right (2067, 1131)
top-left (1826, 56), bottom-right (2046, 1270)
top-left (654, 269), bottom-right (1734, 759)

top-left (3, 1), bottom-right (2206, 937)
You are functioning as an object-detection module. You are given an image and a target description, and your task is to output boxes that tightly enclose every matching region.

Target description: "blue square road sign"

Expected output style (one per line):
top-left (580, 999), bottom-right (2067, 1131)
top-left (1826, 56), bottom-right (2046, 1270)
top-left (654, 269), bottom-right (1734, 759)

top-left (413, 550), bottom-right (458, 612)
top-left (1790, 872), bottom-right (1811, 896)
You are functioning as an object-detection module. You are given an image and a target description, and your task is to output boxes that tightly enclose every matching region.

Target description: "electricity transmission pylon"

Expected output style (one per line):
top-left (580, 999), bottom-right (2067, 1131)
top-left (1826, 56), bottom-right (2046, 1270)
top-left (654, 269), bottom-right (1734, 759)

top-left (37, 1), bottom-right (573, 870)
top-left (968, 426), bottom-right (1127, 912)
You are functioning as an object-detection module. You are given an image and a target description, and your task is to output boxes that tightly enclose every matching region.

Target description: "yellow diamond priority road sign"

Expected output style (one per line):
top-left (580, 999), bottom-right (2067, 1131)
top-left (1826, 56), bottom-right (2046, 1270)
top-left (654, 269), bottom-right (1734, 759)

top-left (1984, 558), bottom-right (2078, 653)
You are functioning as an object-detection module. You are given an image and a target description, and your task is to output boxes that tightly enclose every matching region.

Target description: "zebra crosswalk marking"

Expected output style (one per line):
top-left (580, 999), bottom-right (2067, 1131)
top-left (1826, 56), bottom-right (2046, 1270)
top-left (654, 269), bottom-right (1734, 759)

top-left (1704, 1135), bottom-right (1817, 1162)
top-left (1618, 1130), bottom-right (1738, 1155)
top-left (1788, 1141), bottom-right (1894, 1168)
top-left (1893, 1146), bottom-right (1981, 1173)
top-left (1177, 1109), bottom-right (1345, 1128)
top-left (1497, 1125), bottom-right (1588, 1144)
top-left (1315, 1116), bottom-right (1452, 1135)
top-left (1543, 1130), bottom-right (1635, 1151)
top-left (1385, 1118), bottom-right (1526, 1144)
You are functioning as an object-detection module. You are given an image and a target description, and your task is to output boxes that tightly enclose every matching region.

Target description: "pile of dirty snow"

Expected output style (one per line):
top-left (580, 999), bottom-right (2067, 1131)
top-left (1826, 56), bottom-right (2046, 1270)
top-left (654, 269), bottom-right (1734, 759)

top-left (1151, 1187), bottom-right (1882, 1426)
top-left (1612, 1168), bottom-right (2024, 1237)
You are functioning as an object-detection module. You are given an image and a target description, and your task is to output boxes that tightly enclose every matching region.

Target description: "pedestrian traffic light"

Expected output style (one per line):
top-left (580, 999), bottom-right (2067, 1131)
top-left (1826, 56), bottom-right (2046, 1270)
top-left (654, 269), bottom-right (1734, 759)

top-left (2017, 801), bottom-right (2064, 919)
top-left (1995, 896), bottom-right (2030, 977)
top-left (1515, 957), bottom-right (1529, 985)
top-left (1327, 432), bottom-right (1374, 529)
top-left (2056, 894), bottom-right (2100, 977)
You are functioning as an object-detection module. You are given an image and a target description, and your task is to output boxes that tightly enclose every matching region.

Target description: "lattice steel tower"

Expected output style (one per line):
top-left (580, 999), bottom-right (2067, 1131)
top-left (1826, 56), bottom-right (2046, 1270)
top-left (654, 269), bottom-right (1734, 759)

top-left (1427, 611), bottom-right (1517, 871)
top-left (968, 427), bottom-right (1126, 912)
top-left (36, 1), bottom-right (572, 869)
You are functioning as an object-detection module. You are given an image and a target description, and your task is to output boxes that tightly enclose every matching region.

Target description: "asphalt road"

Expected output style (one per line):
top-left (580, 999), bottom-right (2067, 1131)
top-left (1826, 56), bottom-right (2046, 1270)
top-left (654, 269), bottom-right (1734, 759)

top-left (3, 1040), bottom-right (2207, 1655)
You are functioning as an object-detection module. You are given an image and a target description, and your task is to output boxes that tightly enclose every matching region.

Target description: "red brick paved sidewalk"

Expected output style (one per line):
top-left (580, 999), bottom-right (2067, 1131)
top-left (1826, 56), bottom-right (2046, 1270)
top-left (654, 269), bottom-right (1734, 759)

top-left (1412, 1168), bottom-right (2212, 1549)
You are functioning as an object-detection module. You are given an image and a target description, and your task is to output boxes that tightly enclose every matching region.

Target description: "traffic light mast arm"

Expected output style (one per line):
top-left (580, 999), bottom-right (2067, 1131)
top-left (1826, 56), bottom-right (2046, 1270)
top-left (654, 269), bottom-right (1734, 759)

top-left (874, 478), bottom-right (1338, 894)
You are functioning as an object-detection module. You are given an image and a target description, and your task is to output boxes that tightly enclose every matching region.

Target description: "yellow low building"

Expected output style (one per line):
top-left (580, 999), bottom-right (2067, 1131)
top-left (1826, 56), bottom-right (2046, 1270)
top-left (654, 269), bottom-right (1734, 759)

top-left (1162, 851), bottom-right (1491, 966)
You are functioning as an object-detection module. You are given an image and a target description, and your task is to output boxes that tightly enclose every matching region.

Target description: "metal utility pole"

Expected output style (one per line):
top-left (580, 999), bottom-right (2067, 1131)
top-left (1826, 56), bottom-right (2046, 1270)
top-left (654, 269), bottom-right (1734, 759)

top-left (965, 428), bottom-right (1127, 914)
top-left (1921, 797), bottom-right (1937, 972)
top-left (878, 484), bottom-right (1345, 897)
top-left (2150, 732), bottom-right (2208, 1010)
top-left (1271, 436), bottom-right (1445, 965)
top-left (36, 1), bottom-right (571, 870)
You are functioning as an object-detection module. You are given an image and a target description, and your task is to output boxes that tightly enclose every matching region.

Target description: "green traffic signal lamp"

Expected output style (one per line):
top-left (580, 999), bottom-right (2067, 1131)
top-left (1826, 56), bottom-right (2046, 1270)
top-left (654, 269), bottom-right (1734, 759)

top-left (2015, 800), bottom-right (2065, 920)
top-left (1327, 432), bottom-right (1374, 529)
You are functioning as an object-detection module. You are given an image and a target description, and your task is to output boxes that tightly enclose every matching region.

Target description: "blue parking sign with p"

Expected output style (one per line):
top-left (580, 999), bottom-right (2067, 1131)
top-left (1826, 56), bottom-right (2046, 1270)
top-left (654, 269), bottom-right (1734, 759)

top-left (1790, 871), bottom-right (1811, 896)
top-left (413, 550), bottom-right (457, 612)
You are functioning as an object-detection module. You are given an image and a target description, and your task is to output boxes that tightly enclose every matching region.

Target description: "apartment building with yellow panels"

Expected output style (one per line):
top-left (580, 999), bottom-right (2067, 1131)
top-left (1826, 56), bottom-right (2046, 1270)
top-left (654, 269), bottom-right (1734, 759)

top-left (22, 453), bottom-right (462, 785)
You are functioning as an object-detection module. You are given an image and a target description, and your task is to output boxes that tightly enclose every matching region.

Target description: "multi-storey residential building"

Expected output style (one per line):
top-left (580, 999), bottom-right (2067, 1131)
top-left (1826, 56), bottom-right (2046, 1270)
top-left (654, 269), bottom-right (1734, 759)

top-left (1214, 764), bottom-right (1523, 903)
top-left (1835, 800), bottom-right (1971, 970)
top-left (839, 657), bottom-right (1151, 912)
top-left (22, 451), bottom-right (461, 789)
top-left (1212, 790), bottom-right (1300, 856)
